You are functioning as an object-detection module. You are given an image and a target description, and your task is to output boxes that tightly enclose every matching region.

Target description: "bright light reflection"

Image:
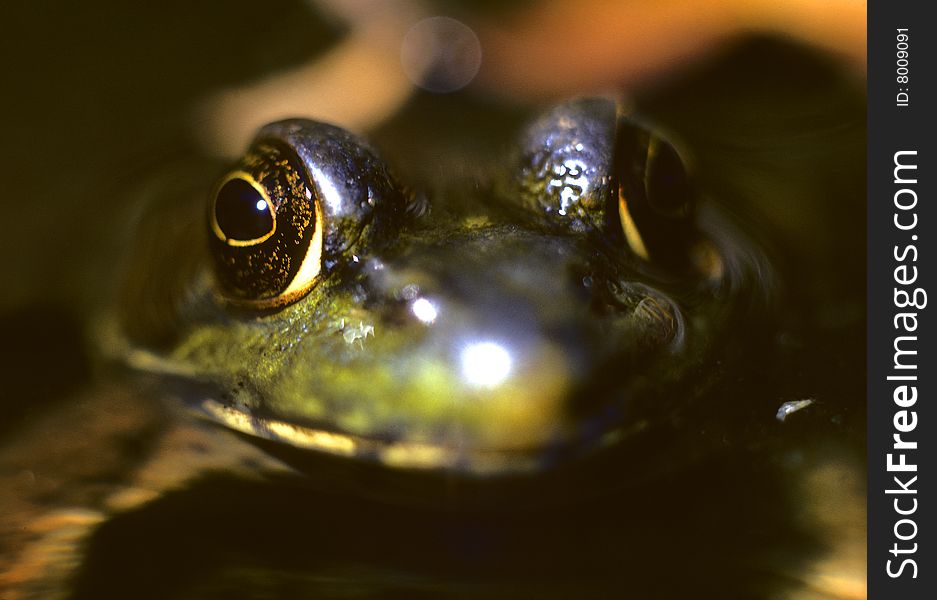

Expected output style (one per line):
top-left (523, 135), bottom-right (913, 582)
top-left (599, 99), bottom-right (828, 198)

top-left (411, 297), bottom-right (438, 324)
top-left (461, 342), bottom-right (512, 388)
top-left (255, 200), bottom-right (267, 211)
top-left (308, 164), bottom-right (343, 214)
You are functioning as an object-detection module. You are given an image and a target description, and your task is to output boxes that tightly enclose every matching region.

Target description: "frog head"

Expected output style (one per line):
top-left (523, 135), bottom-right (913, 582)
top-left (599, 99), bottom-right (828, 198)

top-left (112, 98), bottom-right (767, 477)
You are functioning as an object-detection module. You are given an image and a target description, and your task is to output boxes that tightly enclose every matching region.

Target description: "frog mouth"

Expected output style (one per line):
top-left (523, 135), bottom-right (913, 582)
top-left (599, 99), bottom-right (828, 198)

top-left (197, 397), bottom-right (648, 476)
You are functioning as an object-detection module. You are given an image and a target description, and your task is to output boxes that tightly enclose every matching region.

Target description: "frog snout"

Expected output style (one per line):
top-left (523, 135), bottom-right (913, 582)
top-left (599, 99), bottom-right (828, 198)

top-left (329, 229), bottom-right (686, 463)
top-left (200, 227), bottom-right (687, 473)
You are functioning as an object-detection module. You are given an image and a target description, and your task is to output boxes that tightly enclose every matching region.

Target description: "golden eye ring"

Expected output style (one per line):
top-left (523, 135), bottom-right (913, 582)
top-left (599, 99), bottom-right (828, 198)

top-left (246, 198), bottom-right (324, 310)
top-left (206, 119), bottom-right (410, 310)
top-left (208, 141), bottom-right (324, 308)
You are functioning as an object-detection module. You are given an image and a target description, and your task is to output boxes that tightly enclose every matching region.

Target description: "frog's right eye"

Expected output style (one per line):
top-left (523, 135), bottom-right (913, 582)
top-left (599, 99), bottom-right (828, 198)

top-left (208, 119), bottom-right (408, 310)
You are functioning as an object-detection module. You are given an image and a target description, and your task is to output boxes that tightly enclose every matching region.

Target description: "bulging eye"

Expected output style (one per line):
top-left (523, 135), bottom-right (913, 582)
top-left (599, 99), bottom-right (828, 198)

top-left (209, 119), bottom-right (408, 309)
top-left (644, 136), bottom-right (692, 219)
top-left (512, 99), bottom-right (712, 277)
top-left (209, 140), bottom-right (323, 309)
top-left (614, 120), bottom-right (698, 271)
top-left (512, 97), bottom-right (618, 230)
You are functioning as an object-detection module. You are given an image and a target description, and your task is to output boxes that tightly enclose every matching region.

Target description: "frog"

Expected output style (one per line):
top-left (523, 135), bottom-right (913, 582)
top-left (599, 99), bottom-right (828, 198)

top-left (100, 96), bottom-right (767, 496)
top-left (53, 86), bottom-right (866, 600)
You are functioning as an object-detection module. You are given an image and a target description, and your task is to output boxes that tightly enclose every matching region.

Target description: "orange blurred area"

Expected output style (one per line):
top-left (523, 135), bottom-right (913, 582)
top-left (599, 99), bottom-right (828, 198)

top-left (477, 0), bottom-right (865, 98)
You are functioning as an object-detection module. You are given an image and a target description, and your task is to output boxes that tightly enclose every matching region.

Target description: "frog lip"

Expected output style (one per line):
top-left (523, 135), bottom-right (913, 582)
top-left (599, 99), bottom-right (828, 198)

top-left (197, 397), bottom-right (647, 476)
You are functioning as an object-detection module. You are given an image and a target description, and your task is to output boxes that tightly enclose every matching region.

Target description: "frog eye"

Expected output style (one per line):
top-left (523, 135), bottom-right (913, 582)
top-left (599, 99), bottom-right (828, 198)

top-left (212, 175), bottom-right (277, 246)
top-left (614, 121), bottom-right (698, 271)
top-left (209, 119), bottom-right (408, 309)
top-left (513, 99), bottom-right (711, 275)
top-left (209, 141), bottom-right (324, 309)
top-left (644, 136), bottom-right (693, 219)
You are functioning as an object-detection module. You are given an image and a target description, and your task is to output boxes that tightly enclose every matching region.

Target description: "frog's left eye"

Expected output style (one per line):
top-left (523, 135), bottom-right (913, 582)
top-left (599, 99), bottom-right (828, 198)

top-left (209, 119), bottom-right (407, 309)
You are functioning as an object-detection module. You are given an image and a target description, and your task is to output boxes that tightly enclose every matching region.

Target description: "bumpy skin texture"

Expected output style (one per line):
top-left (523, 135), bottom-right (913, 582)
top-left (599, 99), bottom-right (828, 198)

top-left (115, 101), bottom-right (765, 476)
top-left (255, 120), bottom-right (411, 263)
top-left (513, 97), bottom-right (617, 233)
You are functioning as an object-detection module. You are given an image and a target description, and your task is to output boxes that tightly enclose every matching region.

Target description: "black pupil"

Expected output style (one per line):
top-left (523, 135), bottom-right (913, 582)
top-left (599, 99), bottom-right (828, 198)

top-left (645, 141), bottom-right (691, 216)
top-left (215, 178), bottom-right (275, 242)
